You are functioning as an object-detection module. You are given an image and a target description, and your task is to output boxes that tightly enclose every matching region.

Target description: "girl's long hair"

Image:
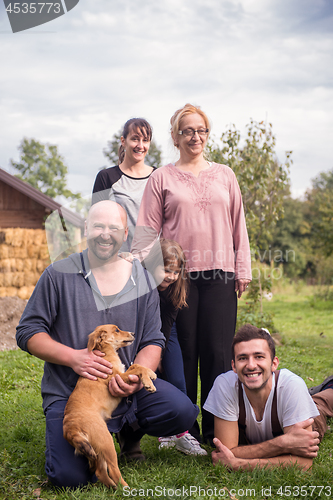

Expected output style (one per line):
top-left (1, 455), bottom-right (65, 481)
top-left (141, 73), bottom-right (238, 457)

top-left (160, 239), bottom-right (188, 309)
top-left (142, 238), bottom-right (188, 309)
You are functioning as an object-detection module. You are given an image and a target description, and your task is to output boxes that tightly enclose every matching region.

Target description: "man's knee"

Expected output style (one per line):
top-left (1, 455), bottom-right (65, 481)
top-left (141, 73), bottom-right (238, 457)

top-left (170, 392), bottom-right (199, 431)
top-left (45, 400), bottom-right (95, 489)
top-left (46, 458), bottom-right (95, 489)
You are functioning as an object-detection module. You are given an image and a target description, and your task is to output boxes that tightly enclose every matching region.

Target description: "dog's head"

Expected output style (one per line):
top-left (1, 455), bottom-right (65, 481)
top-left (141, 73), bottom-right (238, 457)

top-left (87, 325), bottom-right (135, 352)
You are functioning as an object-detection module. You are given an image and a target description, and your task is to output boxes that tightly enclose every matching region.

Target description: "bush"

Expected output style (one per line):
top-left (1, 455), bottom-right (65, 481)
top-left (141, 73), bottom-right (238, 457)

top-left (237, 262), bottom-right (275, 332)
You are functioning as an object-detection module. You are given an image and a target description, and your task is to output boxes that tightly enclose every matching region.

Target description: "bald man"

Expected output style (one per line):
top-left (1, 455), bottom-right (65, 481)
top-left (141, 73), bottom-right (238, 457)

top-left (17, 200), bottom-right (198, 489)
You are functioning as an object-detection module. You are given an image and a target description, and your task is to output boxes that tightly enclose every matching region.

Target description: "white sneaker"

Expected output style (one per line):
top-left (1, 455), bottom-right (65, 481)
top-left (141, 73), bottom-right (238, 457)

top-left (158, 435), bottom-right (176, 449)
top-left (174, 433), bottom-right (207, 456)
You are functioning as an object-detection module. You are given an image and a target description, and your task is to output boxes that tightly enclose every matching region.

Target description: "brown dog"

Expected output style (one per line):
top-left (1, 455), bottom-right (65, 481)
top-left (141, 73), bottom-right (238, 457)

top-left (63, 324), bottom-right (157, 489)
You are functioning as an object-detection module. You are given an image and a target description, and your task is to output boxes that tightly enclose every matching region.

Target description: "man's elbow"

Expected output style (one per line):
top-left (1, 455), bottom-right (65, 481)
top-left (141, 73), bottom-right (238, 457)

top-left (298, 457), bottom-right (313, 471)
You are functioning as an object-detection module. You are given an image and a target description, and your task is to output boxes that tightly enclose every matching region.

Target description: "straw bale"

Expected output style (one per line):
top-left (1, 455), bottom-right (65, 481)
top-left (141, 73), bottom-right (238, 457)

top-left (0, 244), bottom-right (9, 259)
top-left (11, 228), bottom-right (25, 247)
top-left (39, 244), bottom-right (50, 260)
top-left (24, 271), bottom-right (39, 287)
top-left (3, 273), bottom-right (13, 287)
top-left (0, 274), bottom-right (4, 287)
top-left (25, 229), bottom-right (35, 246)
top-left (36, 259), bottom-right (49, 273)
top-left (18, 285), bottom-right (35, 300)
top-left (27, 244), bottom-right (40, 258)
top-left (4, 228), bottom-right (15, 245)
top-left (9, 258), bottom-right (17, 271)
top-left (25, 258), bottom-right (37, 273)
top-left (13, 247), bottom-right (28, 259)
top-left (34, 230), bottom-right (47, 246)
top-left (0, 259), bottom-right (11, 272)
top-left (0, 286), bottom-right (18, 297)
top-left (0, 231), bottom-right (5, 244)
top-left (12, 272), bottom-right (25, 288)
top-left (14, 259), bottom-right (24, 272)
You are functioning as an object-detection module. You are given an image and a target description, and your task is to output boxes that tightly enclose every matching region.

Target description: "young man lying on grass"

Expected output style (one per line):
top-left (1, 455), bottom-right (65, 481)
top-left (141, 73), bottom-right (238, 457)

top-left (204, 324), bottom-right (333, 470)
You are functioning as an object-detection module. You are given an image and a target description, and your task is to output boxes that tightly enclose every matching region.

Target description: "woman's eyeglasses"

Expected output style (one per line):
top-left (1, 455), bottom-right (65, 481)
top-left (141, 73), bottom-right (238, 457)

top-left (178, 128), bottom-right (209, 137)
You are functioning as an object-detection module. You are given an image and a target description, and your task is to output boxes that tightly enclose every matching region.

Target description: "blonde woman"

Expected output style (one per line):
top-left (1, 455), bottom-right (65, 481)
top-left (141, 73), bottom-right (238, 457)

top-left (133, 104), bottom-right (252, 445)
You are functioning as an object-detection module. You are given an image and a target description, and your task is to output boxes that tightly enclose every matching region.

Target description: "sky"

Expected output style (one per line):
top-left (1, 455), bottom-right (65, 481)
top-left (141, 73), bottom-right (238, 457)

top-left (1, 0), bottom-right (333, 199)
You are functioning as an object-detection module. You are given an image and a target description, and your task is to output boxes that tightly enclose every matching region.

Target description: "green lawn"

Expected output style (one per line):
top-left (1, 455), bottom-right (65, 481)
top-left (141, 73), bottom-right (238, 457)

top-left (263, 284), bottom-right (333, 385)
top-left (1, 285), bottom-right (332, 500)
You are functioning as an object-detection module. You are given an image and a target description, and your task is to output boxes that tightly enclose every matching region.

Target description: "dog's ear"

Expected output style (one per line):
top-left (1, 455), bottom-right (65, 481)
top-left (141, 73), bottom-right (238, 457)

top-left (87, 325), bottom-right (116, 351)
top-left (87, 327), bottom-right (107, 351)
top-left (87, 329), bottom-right (100, 352)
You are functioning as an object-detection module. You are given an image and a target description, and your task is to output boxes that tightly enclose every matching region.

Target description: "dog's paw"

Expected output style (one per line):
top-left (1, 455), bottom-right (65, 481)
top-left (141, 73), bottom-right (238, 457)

top-left (145, 368), bottom-right (157, 380)
top-left (144, 383), bottom-right (157, 393)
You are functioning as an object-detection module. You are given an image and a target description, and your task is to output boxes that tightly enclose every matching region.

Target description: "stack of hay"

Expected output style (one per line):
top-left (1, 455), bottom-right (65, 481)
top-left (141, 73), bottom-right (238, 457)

top-left (0, 228), bottom-right (50, 299)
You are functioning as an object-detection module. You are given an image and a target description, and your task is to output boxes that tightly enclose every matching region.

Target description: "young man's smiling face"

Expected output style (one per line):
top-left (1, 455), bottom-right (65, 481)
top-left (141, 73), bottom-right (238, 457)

top-left (232, 338), bottom-right (279, 393)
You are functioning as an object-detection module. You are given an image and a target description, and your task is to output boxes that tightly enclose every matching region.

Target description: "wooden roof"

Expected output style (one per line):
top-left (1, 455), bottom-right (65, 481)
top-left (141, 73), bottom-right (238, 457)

top-left (0, 167), bottom-right (85, 228)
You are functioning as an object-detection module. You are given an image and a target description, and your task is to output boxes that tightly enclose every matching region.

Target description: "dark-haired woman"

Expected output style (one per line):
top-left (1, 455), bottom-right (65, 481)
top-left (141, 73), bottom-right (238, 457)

top-left (92, 118), bottom-right (156, 249)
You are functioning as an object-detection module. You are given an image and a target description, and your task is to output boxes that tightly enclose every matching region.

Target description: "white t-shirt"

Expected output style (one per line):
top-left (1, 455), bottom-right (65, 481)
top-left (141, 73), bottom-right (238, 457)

top-left (203, 369), bottom-right (320, 444)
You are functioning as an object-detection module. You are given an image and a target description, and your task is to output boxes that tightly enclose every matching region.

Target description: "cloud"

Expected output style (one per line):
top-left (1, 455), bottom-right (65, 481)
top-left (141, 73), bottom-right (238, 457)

top-left (0, 0), bottom-right (332, 198)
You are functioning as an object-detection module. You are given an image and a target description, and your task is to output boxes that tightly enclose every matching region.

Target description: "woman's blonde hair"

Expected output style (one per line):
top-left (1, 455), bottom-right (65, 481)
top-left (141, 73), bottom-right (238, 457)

top-left (170, 103), bottom-right (211, 148)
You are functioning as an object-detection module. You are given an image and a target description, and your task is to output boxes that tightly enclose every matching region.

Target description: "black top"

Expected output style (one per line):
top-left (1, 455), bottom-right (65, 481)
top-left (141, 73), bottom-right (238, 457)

top-left (159, 288), bottom-right (178, 348)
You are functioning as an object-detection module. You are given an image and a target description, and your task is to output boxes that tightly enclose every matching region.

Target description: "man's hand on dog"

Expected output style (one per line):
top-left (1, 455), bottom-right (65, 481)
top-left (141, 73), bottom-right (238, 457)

top-left (71, 348), bottom-right (113, 381)
top-left (108, 374), bottom-right (143, 397)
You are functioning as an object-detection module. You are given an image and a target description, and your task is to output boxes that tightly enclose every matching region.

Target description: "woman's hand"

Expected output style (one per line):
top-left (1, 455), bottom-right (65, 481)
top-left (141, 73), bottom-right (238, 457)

top-left (235, 279), bottom-right (251, 298)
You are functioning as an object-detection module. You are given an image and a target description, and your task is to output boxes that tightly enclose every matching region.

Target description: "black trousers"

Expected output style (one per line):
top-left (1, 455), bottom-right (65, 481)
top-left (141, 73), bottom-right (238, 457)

top-left (176, 270), bottom-right (237, 442)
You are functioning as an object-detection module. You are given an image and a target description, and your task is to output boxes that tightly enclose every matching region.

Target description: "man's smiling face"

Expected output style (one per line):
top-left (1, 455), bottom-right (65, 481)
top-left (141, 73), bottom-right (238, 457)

top-left (85, 202), bottom-right (128, 263)
top-left (232, 338), bottom-right (279, 393)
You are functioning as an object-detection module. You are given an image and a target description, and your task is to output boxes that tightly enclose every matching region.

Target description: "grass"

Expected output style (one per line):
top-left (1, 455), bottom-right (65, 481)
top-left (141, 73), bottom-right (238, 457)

top-left (1, 284), bottom-right (333, 500)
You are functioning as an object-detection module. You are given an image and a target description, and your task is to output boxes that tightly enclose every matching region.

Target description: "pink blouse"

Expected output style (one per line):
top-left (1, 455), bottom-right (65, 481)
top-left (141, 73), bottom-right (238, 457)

top-left (133, 163), bottom-right (252, 280)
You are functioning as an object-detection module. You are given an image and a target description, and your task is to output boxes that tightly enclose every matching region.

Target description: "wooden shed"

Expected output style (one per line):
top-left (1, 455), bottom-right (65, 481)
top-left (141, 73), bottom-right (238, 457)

top-left (0, 167), bottom-right (84, 229)
top-left (0, 167), bottom-right (85, 298)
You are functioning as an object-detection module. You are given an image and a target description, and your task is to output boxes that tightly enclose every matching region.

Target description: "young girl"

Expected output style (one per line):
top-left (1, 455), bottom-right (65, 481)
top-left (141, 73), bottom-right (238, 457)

top-left (143, 238), bottom-right (207, 456)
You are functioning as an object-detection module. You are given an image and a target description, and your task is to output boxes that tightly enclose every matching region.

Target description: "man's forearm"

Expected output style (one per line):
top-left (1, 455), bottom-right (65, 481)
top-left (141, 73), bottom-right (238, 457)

top-left (27, 332), bottom-right (75, 366)
top-left (231, 434), bottom-right (287, 459)
top-left (134, 345), bottom-right (162, 371)
top-left (27, 332), bottom-right (112, 380)
top-left (226, 454), bottom-right (313, 471)
top-left (213, 437), bottom-right (313, 473)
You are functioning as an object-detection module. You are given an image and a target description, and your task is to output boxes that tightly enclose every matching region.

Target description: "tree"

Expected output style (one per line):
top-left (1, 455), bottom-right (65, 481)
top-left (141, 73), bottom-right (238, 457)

top-left (270, 197), bottom-right (312, 279)
top-left (306, 169), bottom-right (333, 257)
top-left (103, 130), bottom-right (121, 166)
top-left (103, 130), bottom-right (163, 167)
top-left (11, 138), bottom-right (81, 201)
top-left (207, 120), bottom-right (292, 251)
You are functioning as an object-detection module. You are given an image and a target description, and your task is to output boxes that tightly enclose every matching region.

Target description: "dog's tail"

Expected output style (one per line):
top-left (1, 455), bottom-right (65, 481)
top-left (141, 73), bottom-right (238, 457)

top-left (63, 420), bottom-right (127, 489)
top-left (65, 429), bottom-right (98, 472)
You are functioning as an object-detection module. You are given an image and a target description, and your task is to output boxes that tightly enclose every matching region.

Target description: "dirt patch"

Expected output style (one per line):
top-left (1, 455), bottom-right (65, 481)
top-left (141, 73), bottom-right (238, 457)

top-left (0, 296), bottom-right (27, 351)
